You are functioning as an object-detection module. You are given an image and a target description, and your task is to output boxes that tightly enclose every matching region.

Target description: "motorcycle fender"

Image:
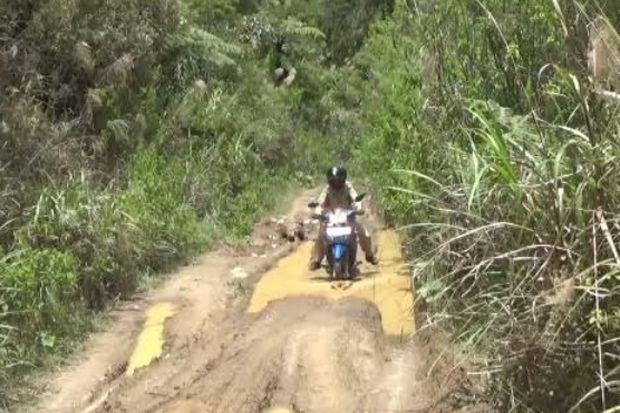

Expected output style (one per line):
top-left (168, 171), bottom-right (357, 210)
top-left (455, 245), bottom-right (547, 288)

top-left (331, 243), bottom-right (347, 261)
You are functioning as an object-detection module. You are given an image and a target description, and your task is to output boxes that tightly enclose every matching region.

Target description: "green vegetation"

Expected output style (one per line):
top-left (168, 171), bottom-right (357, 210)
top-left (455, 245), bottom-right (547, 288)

top-left (3, 0), bottom-right (620, 411)
top-left (0, 0), bottom-right (389, 407)
top-left (356, 0), bottom-right (620, 411)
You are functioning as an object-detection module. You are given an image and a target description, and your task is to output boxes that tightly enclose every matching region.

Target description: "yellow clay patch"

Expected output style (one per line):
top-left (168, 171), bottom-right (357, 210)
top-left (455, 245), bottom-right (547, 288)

top-left (126, 302), bottom-right (176, 376)
top-left (248, 230), bottom-right (414, 335)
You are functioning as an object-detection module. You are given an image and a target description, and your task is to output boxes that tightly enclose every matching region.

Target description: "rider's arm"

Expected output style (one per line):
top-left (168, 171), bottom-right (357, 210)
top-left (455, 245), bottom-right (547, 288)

top-left (315, 186), bottom-right (329, 216)
top-left (346, 182), bottom-right (362, 211)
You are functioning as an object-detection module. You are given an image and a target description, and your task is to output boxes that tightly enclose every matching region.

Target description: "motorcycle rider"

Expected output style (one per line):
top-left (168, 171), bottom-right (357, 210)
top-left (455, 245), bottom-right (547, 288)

top-left (309, 166), bottom-right (379, 271)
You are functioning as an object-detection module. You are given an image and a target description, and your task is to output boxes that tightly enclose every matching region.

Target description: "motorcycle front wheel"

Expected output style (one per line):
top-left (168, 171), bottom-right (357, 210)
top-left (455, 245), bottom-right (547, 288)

top-left (333, 260), bottom-right (348, 280)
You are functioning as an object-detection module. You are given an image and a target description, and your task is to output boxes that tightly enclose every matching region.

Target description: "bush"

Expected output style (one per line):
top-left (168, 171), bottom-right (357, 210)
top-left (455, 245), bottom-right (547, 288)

top-left (0, 248), bottom-right (85, 403)
top-left (0, 0), bottom-right (384, 407)
top-left (355, 1), bottom-right (620, 411)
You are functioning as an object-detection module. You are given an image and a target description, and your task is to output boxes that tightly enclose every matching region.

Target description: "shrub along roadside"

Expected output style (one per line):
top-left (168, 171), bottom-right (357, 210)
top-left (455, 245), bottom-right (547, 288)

top-left (0, 143), bottom-right (308, 407)
top-left (353, 1), bottom-right (620, 412)
top-left (0, 0), bottom-right (389, 407)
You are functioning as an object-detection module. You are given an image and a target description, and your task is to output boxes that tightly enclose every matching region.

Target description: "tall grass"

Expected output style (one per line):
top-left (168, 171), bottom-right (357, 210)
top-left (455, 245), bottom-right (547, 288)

top-left (356, 0), bottom-right (620, 411)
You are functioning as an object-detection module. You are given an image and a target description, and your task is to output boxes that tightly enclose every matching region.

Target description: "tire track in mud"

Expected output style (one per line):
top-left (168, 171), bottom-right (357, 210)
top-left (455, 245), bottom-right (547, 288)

top-left (27, 191), bottom-right (490, 413)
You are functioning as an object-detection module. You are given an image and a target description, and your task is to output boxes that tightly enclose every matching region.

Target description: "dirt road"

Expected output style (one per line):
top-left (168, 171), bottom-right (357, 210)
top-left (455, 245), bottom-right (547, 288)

top-left (26, 190), bottom-right (487, 413)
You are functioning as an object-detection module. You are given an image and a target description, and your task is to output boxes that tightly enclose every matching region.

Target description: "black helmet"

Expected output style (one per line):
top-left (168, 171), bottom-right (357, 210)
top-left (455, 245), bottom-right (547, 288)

top-left (326, 166), bottom-right (347, 190)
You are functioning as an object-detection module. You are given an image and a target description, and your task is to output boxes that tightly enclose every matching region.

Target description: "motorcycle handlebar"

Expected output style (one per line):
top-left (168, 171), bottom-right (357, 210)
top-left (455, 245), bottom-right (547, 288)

top-left (312, 209), bottom-right (363, 221)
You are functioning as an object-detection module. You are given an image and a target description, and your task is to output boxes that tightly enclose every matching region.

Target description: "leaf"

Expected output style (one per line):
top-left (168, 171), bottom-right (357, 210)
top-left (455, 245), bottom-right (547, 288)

top-left (168, 27), bottom-right (242, 68)
top-left (418, 278), bottom-right (445, 301)
top-left (555, 124), bottom-right (591, 143)
top-left (551, 0), bottom-right (568, 38)
top-left (467, 152), bottom-right (490, 213)
top-left (279, 18), bottom-right (325, 40)
top-left (392, 168), bottom-right (445, 188)
top-left (40, 332), bottom-right (56, 348)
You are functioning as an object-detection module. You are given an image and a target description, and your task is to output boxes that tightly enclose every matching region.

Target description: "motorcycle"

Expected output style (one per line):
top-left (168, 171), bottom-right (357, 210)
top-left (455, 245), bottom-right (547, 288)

top-left (308, 192), bottom-right (366, 280)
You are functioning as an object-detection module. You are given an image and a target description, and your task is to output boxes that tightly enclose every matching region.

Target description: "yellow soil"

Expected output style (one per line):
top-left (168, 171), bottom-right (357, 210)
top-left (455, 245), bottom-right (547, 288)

top-left (126, 302), bottom-right (176, 376)
top-left (248, 230), bottom-right (414, 335)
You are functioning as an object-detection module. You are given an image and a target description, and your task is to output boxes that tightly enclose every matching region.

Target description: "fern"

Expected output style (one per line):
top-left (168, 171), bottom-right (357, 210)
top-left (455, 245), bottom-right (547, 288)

top-left (169, 27), bottom-right (243, 68)
top-left (279, 17), bottom-right (325, 40)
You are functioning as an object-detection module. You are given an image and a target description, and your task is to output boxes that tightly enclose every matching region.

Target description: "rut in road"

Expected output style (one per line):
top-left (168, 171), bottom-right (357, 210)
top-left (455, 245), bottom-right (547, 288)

top-left (28, 190), bottom-right (490, 413)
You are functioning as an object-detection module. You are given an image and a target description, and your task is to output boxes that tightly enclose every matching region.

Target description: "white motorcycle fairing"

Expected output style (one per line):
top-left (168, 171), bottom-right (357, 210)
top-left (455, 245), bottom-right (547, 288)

top-left (325, 226), bottom-right (353, 238)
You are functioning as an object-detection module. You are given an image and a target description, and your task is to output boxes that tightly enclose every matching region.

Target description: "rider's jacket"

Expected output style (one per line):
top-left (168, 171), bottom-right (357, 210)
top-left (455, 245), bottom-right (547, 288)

top-left (314, 181), bottom-right (362, 216)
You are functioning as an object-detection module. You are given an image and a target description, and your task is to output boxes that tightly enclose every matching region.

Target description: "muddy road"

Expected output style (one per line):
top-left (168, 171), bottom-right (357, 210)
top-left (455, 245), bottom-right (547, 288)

top-left (26, 190), bottom-right (487, 413)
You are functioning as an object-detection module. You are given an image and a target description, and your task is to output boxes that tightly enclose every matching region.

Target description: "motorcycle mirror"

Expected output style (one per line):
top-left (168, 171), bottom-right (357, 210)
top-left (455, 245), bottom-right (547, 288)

top-left (354, 192), bottom-right (367, 202)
